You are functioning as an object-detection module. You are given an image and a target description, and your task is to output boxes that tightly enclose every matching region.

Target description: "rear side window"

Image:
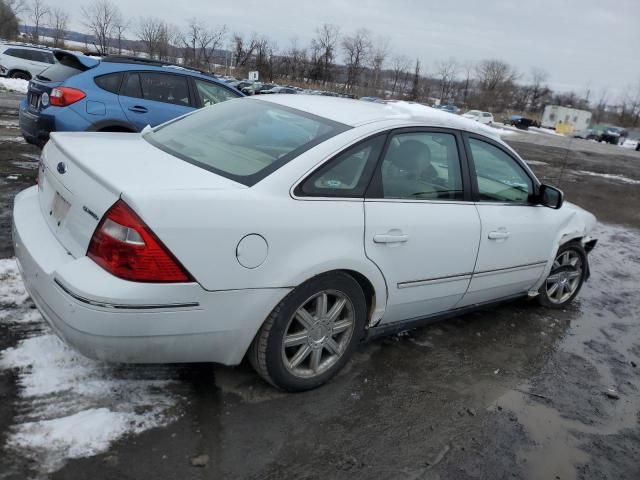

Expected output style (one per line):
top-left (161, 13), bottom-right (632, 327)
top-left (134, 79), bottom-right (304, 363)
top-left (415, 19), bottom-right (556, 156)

top-left (140, 73), bottom-right (190, 107)
top-left (145, 99), bottom-right (349, 186)
top-left (121, 73), bottom-right (142, 98)
top-left (298, 135), bottom-right (385, 197)
top-left (95, 73), bottom-right (123, 94)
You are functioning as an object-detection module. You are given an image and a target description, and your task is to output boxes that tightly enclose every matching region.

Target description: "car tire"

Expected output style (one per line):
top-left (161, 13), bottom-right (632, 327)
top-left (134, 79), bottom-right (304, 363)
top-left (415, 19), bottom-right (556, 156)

top-left (10, 71), bottom-right (30, 80)
top-left (249, 272), bottom-right (367, 391)
top-left (537, 241), bottom-right (587, 308)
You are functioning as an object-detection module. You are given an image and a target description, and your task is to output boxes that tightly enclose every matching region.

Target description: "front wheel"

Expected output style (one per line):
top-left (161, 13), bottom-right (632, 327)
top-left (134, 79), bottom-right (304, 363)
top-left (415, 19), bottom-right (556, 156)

top-left (10, 71), bottom-right (30, 80)
top-left (538, 242), bottom-right (587, 308)
top-left (249, 272), bottom-right (366, 391)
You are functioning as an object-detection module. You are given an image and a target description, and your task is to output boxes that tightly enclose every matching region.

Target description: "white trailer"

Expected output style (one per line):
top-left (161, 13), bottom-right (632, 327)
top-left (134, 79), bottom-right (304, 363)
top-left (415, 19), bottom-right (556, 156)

top-left (541, 105), bottom-right (592, 132)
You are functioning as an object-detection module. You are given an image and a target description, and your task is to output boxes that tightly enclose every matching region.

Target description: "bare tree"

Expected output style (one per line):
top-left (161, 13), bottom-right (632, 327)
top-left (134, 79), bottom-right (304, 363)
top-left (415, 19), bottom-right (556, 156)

top-left (369, 37), bottom-right (390, 93)
top-left (434, 57), bottom-right (459, 103)
top-left (113, 19), bottom-right (128, 54)
top-left (390, 55), bottom-right (410, 98)
top-left (81, 0), bottom-right (122, 55)
top-left (232, 32), bottom-right (258, 68)
top-left (475, 59), bottom-right (518, 110)
top-left (180, 19), bottom-right (226, 70)
top-left (460, 61), bottom-right (474, 106)
top-left (48, 7), bottom-right (69, 48)
top-left (342, 28), bottom-right (372, 91)
top-left (6, 0), bottom-right (26, 18)
top-left (409, 58), bottom-right (421, 101)
top-left (28, 0), bottom-right (49, 43)
top-left (311, 24), bottom-right (340, 85)
top-left (136, 17), bottom-right (176, 61)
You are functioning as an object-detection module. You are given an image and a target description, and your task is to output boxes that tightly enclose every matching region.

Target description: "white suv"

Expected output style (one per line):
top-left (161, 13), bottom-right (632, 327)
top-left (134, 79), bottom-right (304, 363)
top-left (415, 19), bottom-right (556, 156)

top-left (0, 44), bottom-right (55, 80)
top-left (462, 110), bottom-right (494, 125)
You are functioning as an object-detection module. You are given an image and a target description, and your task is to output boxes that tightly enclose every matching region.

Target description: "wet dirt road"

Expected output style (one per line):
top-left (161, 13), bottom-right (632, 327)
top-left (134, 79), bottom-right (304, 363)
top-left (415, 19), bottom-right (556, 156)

top-left (0, 100), bottom-right (639, 479)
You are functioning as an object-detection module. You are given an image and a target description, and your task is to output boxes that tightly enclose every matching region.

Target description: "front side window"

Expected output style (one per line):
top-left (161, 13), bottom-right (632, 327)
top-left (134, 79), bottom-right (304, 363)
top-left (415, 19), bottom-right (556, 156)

top-left (194, 79), bottom-right (239, 107)
top-left (469, 138), bottom-right (533, 203)
top-left (140, 73), bottom-right (190, 107)
top-left (145, 99), bottom-right (349, 186)
top-left (298, 135), bottom-right (385, 197)
top-left (379, 131), bottom-right (464, 200)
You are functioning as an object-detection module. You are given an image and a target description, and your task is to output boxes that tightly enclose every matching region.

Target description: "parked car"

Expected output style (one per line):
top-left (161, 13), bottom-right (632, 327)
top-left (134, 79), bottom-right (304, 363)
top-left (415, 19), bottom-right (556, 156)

top-left (596, 125), bottom-right (628, 145)
top-left (504, 115), bottom-right (540, 130)
top-left (437, 104), bottom-right (460, 114)
top-left (0, 43), bottom-right (55, 79)
top-left (13, 96), bottom-right (597, 391)
top-left (19, 52), bottom-right (243, 147)
top-left (462, 110), bottom-right (494, 125)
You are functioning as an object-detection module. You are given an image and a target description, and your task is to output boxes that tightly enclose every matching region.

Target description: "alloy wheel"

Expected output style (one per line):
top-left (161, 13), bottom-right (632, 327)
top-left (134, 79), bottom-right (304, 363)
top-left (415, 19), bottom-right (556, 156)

top-left (545, 249), bottom-right (583, 304)
top-left (281, 290), bottom-right (355, 378)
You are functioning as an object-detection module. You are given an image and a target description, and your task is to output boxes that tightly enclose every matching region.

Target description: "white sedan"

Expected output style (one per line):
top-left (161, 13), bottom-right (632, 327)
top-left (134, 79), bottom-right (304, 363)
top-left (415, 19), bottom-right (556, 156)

top-left (13, 96), bottom-right (597, 391)
top-left (462, 110), bottom-right (494, 125)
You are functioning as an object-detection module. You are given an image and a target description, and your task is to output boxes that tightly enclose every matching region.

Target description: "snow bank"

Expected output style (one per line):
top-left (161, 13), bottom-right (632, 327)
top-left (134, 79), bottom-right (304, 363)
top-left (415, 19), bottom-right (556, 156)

top-left (0, 77), bottom-right (29, 94)
top-left (577, 170), bottom-right (640, 185)
top-left (0, 258), bottom-right (179, 474)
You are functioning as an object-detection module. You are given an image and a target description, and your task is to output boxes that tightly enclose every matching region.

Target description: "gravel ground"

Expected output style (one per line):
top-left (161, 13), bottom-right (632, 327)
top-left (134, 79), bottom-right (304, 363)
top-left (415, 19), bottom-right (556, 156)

top-left (0, 97), bottom-right (639, 480)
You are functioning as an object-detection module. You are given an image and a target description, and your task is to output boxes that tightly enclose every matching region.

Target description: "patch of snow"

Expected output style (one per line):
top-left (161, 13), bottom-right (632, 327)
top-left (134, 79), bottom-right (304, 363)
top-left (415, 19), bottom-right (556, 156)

top-left (0, 258), bottom-right (29, 306)
top-left (0, 78), bottom-right (29, 94)
top-left (21, 153), bottom-right (41, 161)
top-left (0, 136), bottom-right (25, 143)
top-left (621, 138), bottom-right (639, 149)
top-left (7, 175), bottom-right (19, 180)
top-left (0, 258), bottom-right (179, 474)
top-left (525, 160), bottom-right (549, 166)
top-left (10, 160), bottom-right (38, 169)
top-left (0, 119), bottom-right (19, 128)
top-left (577, 170), bottom-right (640, 185)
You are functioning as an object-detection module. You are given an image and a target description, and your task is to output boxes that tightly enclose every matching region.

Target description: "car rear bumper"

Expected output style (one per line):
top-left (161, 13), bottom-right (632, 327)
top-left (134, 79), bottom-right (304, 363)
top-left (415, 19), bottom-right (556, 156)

top-left (13, 186), bottom-right (289, 365)
top-left (19, 100), bottom-right (55, 147)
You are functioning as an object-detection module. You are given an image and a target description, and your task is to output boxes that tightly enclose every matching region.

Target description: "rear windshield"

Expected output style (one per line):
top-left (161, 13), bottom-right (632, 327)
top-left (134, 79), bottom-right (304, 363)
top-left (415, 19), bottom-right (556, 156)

top-left (145, 99), bottom-right (350, 186)
top-left (37, 54), bottom-right (88, 82)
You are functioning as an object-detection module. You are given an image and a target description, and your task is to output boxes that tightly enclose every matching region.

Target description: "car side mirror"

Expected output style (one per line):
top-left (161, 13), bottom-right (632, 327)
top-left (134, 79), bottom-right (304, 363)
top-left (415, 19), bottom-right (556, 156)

top-left (141, 124), bottom-right (152, 135)
top-left (538, 184), bottom-right (564, 209)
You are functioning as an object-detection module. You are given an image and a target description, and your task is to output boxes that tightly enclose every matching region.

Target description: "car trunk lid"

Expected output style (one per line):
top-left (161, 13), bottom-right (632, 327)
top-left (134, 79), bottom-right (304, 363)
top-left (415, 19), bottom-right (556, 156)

top-left (39, 132), bottom-right (246, 258)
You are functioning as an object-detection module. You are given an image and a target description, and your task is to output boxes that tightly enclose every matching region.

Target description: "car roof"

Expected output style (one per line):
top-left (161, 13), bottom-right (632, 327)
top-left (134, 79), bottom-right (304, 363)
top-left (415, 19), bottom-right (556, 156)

top-left (1, 43), bottom-right (53, 52)
top-left (253, 95), bottom-right (500, 139)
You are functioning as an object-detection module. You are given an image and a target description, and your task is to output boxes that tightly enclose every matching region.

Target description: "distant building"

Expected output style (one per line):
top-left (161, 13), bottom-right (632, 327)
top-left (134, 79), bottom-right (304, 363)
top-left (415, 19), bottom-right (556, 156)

top-left (541, 105), bottom-right (592, 132)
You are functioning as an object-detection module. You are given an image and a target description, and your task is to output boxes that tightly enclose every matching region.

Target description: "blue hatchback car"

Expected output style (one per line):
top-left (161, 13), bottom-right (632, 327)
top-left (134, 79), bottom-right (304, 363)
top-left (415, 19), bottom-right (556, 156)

top-left (19, 51), bottom-right (243, 147)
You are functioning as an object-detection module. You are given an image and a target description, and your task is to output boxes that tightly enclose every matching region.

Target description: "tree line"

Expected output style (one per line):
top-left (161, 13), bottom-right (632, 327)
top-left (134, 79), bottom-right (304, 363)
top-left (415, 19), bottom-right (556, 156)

top-left (1, 0), bottom-right (639, 128)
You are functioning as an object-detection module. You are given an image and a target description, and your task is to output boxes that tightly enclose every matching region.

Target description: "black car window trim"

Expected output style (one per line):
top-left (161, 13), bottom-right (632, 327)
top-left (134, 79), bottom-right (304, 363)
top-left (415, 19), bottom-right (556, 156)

top-left (294, 133), bottom-right (388, 199)
top-left (365, 127), bottom-right (473, 203)
top-left (462, 132), bottom-right (541, 205)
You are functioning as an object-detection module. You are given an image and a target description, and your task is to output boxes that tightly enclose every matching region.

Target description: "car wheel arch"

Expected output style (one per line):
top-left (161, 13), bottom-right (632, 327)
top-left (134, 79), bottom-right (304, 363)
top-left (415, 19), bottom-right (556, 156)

top-left (8, 69), bottom-right (31, 80)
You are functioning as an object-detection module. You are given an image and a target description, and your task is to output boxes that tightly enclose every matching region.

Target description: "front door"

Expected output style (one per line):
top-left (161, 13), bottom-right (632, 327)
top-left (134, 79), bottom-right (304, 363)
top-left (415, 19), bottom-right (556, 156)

top-left (118, 72), bottom-right (194, 131)
top-left (364, 130), bottom-right (481, 325)
top-left (459, 136), bottom-right (557, 306)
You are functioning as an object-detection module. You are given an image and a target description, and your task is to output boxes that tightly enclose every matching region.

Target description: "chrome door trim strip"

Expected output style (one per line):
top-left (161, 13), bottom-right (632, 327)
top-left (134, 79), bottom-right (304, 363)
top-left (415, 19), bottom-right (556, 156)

top-left (54, 279), bottom-right (200, 310)
top-left (396, 261), bottom-right (548, 289)
top-left (398, 273), bottom-right (473, 289)
top-left (473, 261), bottom-right (548, 278)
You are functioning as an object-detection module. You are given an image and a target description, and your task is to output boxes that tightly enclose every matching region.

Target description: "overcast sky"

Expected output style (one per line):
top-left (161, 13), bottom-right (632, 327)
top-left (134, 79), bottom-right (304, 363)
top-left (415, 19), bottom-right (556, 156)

top-left (62, 0), bottom-right (639, 99)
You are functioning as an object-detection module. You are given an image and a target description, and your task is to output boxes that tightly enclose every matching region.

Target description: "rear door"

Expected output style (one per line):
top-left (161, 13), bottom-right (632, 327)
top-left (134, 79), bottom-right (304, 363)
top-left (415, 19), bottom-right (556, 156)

top-left (458, 134), bottom-right (557, 306)
top-left (119, 72), bottom-right (194, 130)
top-left (364, 128), bottom-right (481, 325)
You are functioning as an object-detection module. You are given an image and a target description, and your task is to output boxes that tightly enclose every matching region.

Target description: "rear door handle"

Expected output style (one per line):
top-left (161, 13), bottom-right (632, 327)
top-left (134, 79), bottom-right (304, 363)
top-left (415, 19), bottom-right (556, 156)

top-left (373, 232), bottom-right (409, 244)
top-left (128, 106), bottom-right (148, 113)
top-left (488, 230), bottom-right (510, 240)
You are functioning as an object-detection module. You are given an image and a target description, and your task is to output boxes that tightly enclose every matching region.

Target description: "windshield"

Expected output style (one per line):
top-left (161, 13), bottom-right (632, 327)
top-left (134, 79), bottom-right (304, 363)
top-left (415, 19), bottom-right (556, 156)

top-left (145, 99), bottom-right (349, 186)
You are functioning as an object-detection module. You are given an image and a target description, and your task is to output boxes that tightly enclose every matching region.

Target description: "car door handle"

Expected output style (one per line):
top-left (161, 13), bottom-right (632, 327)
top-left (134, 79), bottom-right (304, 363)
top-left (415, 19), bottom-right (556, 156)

top-left (488, 230), bottom-right (511, 240)
top-left (128, 106), bottom-right (148, 113)
top-left (373, 232), bottom-right (409, 244)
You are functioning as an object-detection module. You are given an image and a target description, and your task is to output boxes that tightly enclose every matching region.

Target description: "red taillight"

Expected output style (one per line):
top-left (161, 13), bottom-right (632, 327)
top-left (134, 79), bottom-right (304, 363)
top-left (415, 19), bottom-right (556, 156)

top-left (49, 87), bottom-right (86, 107)
top-left (87, 200), bottom-right (193, 283)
